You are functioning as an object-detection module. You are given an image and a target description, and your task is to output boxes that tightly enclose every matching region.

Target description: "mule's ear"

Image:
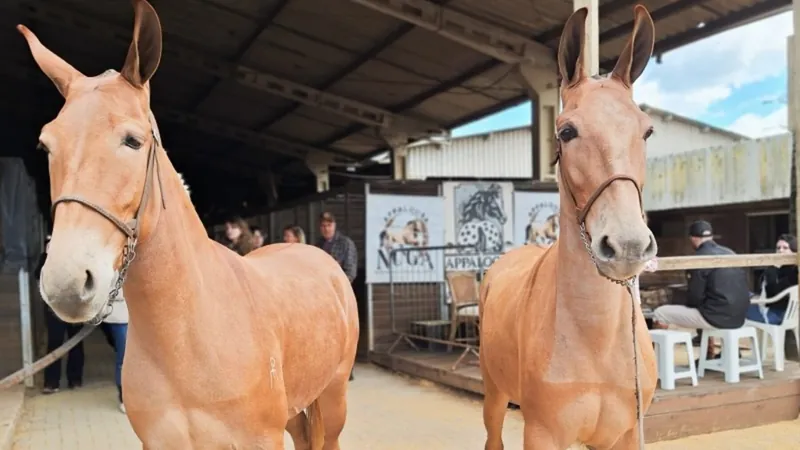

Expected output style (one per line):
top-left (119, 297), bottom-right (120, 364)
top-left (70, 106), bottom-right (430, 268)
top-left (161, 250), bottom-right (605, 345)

top-left (611, 5), bottom-right (655, 88)
top-left (121, 0), bottom-right (163, 88)
top-left (16, 25), bottom-right (83, 97)
top-left (558, 7), bottom-right (588, 88)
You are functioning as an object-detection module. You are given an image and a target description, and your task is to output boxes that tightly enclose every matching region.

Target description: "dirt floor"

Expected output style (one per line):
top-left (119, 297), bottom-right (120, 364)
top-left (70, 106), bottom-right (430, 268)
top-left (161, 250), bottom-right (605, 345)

top-left (10, 363), bottom-right (800, 449)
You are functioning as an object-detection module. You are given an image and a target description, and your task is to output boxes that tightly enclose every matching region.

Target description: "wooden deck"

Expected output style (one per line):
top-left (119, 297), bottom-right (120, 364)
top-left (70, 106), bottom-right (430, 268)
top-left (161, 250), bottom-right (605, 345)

top-left (370, 349), bottom-right (800, 443)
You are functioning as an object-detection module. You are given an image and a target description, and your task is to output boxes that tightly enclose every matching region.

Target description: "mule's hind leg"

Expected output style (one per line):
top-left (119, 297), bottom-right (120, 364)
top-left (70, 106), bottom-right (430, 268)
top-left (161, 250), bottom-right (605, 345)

top-left (481, 365), bottom-right (510, 450)
top-left (285, 413), bottom-right (312, 450)
top-left (316, 372), bottom-right (350, 450)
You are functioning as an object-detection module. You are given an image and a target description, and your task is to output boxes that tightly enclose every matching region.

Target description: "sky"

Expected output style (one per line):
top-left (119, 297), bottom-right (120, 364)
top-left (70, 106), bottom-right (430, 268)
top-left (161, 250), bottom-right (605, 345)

top-left (452, 11), bottom-right (794, 140)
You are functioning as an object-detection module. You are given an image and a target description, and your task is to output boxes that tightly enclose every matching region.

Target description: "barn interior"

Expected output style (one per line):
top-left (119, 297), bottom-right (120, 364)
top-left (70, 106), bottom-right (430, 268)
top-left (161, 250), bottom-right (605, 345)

top-left (1, 0), bottom-right (787, 224)
top-left (0, 0), bottom-right (792, 391)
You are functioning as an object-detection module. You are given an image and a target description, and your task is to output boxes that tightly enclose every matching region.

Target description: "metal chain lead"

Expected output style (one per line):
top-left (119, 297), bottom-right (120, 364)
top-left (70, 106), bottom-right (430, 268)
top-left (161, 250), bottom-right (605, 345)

top-left (85, 236), bottom-right (138, 326)
top-left (579, 221), bottom-right (645, 450)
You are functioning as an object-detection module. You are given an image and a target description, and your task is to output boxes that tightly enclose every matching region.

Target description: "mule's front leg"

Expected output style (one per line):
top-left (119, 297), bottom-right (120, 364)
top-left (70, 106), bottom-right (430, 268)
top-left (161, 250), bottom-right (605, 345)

top-left (522, 422), bottom-right (566, 450)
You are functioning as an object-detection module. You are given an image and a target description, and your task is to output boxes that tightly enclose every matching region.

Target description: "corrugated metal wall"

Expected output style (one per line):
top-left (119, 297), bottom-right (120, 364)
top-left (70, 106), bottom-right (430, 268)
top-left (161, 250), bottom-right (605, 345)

top-left (406, 127), bottom-right (533, 180)
top-left (644, 134), bottom-right (791, 211)
top-left (404, 113), bottom-right (742, 181)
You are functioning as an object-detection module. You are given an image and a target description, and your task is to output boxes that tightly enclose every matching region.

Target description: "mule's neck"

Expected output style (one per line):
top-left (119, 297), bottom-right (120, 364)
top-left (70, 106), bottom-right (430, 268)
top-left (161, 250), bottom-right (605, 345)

top-left (555, 190), bottom-right (632, 333)
top-left (123, 148), bottom-right (211, 328)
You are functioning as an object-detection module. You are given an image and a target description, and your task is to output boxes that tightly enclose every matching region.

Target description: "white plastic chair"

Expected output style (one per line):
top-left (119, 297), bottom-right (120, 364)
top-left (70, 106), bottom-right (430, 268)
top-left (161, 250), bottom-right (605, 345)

top-left (746, 285), bottom-right (800, 372)
top-left (698, 327), bottom-right (763, 383)
top-left (649, 330), bottom-right (698, 390)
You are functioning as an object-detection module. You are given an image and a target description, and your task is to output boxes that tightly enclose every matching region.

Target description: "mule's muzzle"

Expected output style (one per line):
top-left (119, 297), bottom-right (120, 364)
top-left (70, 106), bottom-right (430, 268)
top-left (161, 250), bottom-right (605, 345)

top-left (592, 229), bottom-right (657, 280)
top-left (39, 254), bottom-right (115, 323)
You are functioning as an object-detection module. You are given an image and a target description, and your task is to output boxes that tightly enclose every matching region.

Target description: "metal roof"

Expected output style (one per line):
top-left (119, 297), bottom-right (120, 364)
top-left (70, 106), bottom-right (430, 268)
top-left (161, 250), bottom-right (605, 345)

top-left (0, 0), bottom-right (790, 218)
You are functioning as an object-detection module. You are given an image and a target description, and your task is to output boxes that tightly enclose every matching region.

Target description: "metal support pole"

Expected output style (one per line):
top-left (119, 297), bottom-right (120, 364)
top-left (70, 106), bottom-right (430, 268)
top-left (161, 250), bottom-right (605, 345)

top-left (18, 267), bottom-right (34, 388)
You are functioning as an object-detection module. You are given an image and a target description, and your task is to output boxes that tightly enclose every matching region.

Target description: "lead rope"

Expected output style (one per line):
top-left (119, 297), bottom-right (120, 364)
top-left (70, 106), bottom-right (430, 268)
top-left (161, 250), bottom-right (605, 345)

top-left (0, 117), bottom-right (164, 391)
top-left (579, 223), bottom-right (645, 449)
top-left (627, 280), bottom-right (646, 450)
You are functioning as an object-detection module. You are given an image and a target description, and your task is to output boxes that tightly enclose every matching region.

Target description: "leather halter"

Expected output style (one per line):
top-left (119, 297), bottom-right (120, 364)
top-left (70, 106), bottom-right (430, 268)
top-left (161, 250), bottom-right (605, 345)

top-left (49, 113), bottom-right (166, 324)
top-left (553, 136), bottom-right (644, 228)
top-left (552, 134), bottom-right (645, 287)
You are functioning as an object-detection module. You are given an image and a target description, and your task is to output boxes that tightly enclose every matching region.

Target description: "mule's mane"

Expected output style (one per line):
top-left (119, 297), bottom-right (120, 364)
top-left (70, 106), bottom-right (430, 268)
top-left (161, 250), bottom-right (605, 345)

top-left (176, 172), bottom-right (191, 197)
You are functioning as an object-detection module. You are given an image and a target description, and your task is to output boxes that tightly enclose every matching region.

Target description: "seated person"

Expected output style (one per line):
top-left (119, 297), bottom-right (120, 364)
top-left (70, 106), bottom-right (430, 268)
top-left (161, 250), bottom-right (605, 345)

top-left (653, 220), bottom-right (750, 360)
top-left (746, 234), bottom-right (798, 325)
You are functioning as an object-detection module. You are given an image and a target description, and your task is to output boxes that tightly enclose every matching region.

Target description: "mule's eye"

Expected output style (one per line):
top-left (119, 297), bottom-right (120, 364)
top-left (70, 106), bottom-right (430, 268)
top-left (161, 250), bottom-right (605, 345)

top-left (643, 127), bottom-right (655, 140)
top-left (123, 135), bottom-right (143, 150)
top-left (558, 125), bottom-right (578, 143)
top-left (36, 142), bottom-right (49, 153)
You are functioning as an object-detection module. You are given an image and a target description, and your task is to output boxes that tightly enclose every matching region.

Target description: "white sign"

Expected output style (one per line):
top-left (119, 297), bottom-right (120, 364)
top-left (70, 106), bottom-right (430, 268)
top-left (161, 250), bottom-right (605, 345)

top-left (365, 193), bottom-right (445, 284)
top-left (442, 181), bottom-right (514, 272)
top-left (513, 191), bottom-right (560, 247)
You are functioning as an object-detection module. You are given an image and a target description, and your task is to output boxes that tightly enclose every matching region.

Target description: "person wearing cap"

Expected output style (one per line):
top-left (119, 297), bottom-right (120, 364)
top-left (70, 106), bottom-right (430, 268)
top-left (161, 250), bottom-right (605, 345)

top-left (316, 211), bottom-right (358, 381)
top-left (652, 220), bottom-right (750, 360)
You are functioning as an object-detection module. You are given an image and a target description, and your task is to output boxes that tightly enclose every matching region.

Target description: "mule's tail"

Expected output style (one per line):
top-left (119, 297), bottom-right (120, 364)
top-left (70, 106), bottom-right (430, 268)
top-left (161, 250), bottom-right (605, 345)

top-left (305, 399), bottom-right (325, 450)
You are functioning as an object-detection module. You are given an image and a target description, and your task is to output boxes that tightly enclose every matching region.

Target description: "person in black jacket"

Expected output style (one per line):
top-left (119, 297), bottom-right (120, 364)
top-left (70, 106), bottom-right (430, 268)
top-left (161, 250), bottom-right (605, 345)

top-left (653, 220), bottom-right (750, 359)
top-left (746, 234), bottom-right (798, 325)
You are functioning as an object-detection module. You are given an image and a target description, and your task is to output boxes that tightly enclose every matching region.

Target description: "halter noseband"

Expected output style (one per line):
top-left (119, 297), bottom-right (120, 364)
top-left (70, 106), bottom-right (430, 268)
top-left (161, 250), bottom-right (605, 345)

top-left (49, 113), bottom-right (167, 325)
top-left (553, 134), bottom-right (644, 286)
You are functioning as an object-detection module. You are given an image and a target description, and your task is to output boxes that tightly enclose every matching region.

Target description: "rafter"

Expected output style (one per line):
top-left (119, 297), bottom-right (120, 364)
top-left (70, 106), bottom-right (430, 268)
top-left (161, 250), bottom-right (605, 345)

top-left (0, 64), bottom-right (358, 161)
top-left (349, 0), bottom-right (556, 68)
top-left (8, 0), bottom-right (441, 134)
top-left (188, 0), bottom-right (292, 111)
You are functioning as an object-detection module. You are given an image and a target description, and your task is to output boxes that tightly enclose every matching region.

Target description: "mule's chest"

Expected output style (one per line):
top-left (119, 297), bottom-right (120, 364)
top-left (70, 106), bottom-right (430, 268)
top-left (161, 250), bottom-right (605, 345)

top-left (130, 404), bottom-right (277, 450)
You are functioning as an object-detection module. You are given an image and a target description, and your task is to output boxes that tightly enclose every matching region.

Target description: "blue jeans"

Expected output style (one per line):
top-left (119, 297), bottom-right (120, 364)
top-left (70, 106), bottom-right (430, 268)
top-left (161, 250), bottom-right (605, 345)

top-left (745, 304), bottom-right (784, 325)
top-left (103, 323), bottom-right (128, 402)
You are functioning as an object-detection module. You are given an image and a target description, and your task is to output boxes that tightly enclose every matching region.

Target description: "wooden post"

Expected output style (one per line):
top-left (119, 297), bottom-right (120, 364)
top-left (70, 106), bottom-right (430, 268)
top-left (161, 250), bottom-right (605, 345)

top-left (791, 0), bottom-right (800, 358)
top-left (573, 0), bottom-right (600, 76)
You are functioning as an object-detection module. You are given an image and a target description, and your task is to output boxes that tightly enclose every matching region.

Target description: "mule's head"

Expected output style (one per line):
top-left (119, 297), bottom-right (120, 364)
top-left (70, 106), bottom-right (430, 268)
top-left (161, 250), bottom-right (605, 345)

top-left (555, 5), bottom-right (658, 281)
top-left (19, 0), bottom-right (164, 322)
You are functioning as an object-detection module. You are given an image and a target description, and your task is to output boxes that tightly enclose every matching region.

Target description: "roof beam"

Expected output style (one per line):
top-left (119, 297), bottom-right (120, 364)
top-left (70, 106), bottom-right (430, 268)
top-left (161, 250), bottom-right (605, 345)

top-left (188, 0), bottom-right (292, 111)
top-left (0, 63), bottom-right (358, 161)
top-left (8, 0), bottom-right (442, 134)
top-left (348, 0), bottom-right (557, 69)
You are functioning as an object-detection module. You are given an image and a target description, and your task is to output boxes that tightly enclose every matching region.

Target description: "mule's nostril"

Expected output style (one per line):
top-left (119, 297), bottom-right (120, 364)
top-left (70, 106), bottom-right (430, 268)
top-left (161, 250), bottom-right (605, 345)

top-left (80, 269), bottom-right (96, 301)
top-left (645, 235), bottom-right (657, 255)
top-left (598, 236), bottom-right (616, 259)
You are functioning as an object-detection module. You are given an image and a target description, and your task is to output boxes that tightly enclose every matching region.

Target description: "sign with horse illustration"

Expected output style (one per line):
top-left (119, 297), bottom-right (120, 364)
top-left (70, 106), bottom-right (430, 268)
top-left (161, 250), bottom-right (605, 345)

top-left (442, 181), bottom-right (514, 272)
top-left (513, 191), bottom-right (560, 247)
top-left (365, 193), bottom-right (446, 284)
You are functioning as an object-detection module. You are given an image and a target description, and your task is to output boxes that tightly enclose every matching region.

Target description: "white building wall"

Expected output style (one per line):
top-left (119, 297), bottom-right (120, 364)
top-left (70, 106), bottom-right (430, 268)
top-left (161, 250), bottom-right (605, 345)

top-left (404, 113), bottom-right (742, 180)
top-left (645, 114), bottom-right (742, 159)
top-left (405, 127), bottom-right (533, 180)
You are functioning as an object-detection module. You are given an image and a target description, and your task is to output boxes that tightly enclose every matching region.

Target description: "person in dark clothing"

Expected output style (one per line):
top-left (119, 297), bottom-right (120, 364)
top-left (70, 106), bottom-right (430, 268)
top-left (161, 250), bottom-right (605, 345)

top-left (653, 220), bottom-right (750, 359)
top-left (316, 212), bottom-right (357, 283)
top-left (224, 217), bottom-right (257, 256)
top-left (316, 211), bottom-right (357, 381)
top-left (37, 236), bottom-right (85, 394)
top-left (746, 234), bottom-right (798, 325)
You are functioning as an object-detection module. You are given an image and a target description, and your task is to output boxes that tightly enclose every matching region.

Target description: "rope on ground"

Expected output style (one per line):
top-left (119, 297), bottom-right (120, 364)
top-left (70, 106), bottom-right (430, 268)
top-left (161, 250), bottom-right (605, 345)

top-left (0, 325), bottom-right (96, 390)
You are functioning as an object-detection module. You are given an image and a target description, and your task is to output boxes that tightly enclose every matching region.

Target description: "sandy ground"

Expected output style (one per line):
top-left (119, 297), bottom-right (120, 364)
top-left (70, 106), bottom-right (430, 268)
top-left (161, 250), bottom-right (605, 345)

top-left (10, 363), bottom-right (800, 449)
